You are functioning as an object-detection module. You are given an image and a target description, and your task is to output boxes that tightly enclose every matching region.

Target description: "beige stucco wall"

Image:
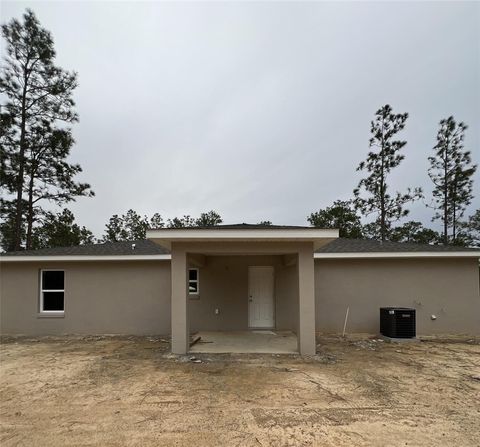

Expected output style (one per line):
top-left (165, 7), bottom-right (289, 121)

top-left (276, 263), bottom-right (299, 332)
top-left (0, 261), bottom-right (171, 335)
top-left (315, 258), bottom-right (480, 335)
top-left (188, 255), bottom-right (299, 332)
top-left (2, 254), bottom-right (478, 338)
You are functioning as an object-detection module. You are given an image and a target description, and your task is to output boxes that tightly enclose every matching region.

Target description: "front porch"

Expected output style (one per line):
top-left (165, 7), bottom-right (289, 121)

top-left (146, 225), bottom-right (338, 356)
top-left (189, 330), bottom-right (298, 354)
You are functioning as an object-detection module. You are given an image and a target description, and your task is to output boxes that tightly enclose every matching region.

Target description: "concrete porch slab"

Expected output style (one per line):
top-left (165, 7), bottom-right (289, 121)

top-left (189, 331), bottom-right (298, 354)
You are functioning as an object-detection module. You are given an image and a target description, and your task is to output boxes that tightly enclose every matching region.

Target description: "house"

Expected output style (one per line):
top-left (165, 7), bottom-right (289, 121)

top-left (1, 224), bottom-right (479, 355)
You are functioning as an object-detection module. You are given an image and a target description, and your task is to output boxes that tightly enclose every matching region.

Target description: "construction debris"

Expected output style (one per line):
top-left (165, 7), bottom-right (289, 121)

top-left (189, 336), bottom-right (202, 347)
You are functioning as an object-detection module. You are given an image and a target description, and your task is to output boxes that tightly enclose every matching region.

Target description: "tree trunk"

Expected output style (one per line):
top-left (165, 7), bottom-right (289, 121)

top-left (13, 81), bottom-right (28, 251)
top-left (443, 185), bottom-right (448, 245)
top-left (380, 120), bottom-right (386, 242)
top-left (452, 207), bottom-right (456, 242)
top-left (443, 141), bottom-right (448, 245)
top-left (452, 180), bottom-right (457, 244)
top-left (25, 162), bottom-right (36, 250)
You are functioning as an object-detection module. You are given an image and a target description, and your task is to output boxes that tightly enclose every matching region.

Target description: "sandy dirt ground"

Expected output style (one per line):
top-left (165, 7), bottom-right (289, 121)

top-left (1, 334), bottom-right (479, 447)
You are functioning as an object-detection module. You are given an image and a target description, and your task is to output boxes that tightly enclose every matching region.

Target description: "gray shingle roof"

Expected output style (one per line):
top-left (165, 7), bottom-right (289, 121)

top-left (2, 239), bottom-right (169, 256)
top-left (2, 236), bottom-right (478, 257)
top-left (316, 238), bottom-right (480, 253)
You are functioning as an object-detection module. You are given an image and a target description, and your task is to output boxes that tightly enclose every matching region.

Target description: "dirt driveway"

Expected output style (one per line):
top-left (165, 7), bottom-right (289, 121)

top-left (1, 334), bottom-right (479, 447)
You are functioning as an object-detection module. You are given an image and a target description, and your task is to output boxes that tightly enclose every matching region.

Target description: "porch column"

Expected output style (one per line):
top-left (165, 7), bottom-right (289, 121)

top-left (297, 244), bottom-right (316, 355)
top-left (171, 246), bottom-right (188, 354)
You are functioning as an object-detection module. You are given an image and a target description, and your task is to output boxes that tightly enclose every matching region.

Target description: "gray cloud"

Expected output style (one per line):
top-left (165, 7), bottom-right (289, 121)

top-left (2, 1), bottom-right (479, 236)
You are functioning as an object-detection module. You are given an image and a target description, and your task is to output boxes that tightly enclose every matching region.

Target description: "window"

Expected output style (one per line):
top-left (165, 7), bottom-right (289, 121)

top-left (40, 270), bottom-right (65, 314)
top-left (188, 268), bottom-right (199, 295)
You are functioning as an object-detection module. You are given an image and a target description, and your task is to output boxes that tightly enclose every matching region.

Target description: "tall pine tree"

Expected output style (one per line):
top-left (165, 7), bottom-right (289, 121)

top-left (428, 117), bottom-right (476, 245)
top-left (353, 105), bottom-right (422, 241)
top-left (0, 9), bottom-right (93, 250)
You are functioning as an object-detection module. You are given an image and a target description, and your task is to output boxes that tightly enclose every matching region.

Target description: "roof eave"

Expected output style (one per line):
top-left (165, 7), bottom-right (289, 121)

top-left (314, 252), bottom-right (480, 259)
top-left (146, 228), bottom-right (339, 250)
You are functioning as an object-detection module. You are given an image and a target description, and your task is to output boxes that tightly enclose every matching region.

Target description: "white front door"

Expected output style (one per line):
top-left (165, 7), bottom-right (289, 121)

top-left (248, 266), bottom-right (275, 328)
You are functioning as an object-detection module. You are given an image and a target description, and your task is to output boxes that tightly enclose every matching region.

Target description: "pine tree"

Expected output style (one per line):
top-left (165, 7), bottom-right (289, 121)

top-left (428, 117), bottom-right (476, 245)
top-left (458, 209), bottom-right (480, 247)
top-left (167, 215), bottom-right (196, 228)
top-left (195, 210), bottom-right (223, 227)
top-left (353, 105), bottom-right (422, 241)
top-left (102, 210), bottom-right (165, 242)
top-left (0, 9), bottom-right (92, 250)
top-left (31, 209), bottom-right (94, 249)
top-left (24, 122), bottom-right (93, 248)
top-left (166, 211), bottom-right (223, 228)
top-left (0, 110), bottom-right (16, 193)
top-left (0, 199), bottom-right (26, 252)
top-left (149, 213), bottom-right (164, 230)
top-left (389, 221), bottom-right (440, 245)
top-left (308, 200), bottom-right (363, 238)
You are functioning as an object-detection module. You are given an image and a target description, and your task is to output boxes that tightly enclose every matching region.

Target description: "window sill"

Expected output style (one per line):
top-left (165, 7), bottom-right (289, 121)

top-left (189, 294), bottom-right (200, 300)
top-left (37, 313), bottom-right (65, 319)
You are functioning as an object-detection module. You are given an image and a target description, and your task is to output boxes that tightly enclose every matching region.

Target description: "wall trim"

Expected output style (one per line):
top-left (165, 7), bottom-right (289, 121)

top-left (314, 252), bottom-right (480, 259)
top-left (1, 251), bottom-right (478, 262)
top-left (0, 254), bottom-right (172, 262)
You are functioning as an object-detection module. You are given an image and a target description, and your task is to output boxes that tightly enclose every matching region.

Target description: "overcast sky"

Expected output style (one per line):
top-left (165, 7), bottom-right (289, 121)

top-left (2, 1), bottom-right (479, 236)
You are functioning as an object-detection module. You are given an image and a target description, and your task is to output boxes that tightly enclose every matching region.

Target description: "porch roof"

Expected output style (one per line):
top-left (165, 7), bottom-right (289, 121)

top-left (146, 224), bottom-right (338, 250)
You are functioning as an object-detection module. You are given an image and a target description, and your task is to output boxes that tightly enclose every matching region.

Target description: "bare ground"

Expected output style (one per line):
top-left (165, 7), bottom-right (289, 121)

top-left (1, 334), bottom-right (479, 447)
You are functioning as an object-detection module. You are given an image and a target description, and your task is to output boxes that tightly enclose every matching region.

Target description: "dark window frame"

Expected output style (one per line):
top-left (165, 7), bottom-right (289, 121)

top-left (188, 268), bottom-right (199, 296)
top-left (40, 269), bottom-right (65, 314)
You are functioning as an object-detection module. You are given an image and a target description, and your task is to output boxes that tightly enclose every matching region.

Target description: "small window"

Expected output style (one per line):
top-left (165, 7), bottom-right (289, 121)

top-left (40, 270), bottom-right (65, 313)
top-left (188, 268), bottom-right (199, 295)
